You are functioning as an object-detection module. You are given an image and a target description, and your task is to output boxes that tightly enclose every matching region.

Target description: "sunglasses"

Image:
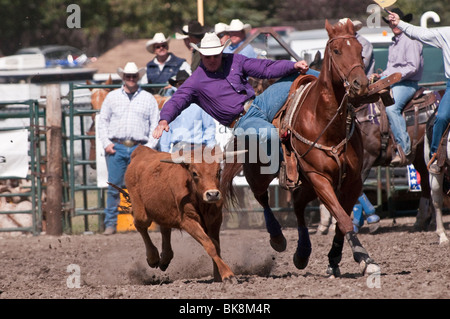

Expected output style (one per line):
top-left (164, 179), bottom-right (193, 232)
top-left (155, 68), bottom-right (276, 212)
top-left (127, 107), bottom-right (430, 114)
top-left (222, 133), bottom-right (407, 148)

top-left (217, 33), bottom-right (228, 38)
top-left (124, 74), bottom-right (138, 79)
top-left (155, 44), bottom-right (168, 49)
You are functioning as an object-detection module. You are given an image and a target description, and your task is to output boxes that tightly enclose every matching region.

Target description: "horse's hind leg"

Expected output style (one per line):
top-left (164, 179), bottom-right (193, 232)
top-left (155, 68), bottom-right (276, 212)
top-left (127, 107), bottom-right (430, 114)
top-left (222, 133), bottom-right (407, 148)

top-left (291, 186), bottom-right (316, 269)
top-left (254, 190), bottom-right (287, 252)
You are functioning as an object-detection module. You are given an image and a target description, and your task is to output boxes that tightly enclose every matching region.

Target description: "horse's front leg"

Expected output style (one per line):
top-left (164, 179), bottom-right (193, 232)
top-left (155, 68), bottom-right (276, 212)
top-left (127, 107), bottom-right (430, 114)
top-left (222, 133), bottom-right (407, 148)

top-left (309, 173), bottom-right (380, 276)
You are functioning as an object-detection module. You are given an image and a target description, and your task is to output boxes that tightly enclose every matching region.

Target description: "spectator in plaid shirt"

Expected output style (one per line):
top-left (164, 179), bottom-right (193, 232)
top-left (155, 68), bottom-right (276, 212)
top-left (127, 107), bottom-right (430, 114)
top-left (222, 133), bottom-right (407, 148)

top-left (97, 62), bottom-right (160, 235)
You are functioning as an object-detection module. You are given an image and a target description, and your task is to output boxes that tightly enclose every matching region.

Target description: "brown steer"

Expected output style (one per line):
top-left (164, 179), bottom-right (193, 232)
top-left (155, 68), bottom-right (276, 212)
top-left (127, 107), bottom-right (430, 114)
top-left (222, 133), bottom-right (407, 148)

top-left (125, 144), bottom-right (236, 282)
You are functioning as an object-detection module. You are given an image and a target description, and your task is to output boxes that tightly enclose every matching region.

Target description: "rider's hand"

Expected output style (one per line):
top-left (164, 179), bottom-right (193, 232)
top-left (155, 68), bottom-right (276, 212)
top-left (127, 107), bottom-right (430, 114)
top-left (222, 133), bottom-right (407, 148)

top-left (294, 60), bottom-right (309, 74)
top-left (388, 11), bottom-right (401, 27)
top-left (152, 120), bottom-right (169, 139)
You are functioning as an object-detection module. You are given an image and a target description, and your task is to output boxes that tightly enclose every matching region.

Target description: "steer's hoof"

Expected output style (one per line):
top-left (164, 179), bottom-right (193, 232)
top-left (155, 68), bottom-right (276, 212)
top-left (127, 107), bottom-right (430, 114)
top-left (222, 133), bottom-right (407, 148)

top-left (146, 258), bottom-right (159, 269)
top-left (270, 234), bottom-right (287, 252)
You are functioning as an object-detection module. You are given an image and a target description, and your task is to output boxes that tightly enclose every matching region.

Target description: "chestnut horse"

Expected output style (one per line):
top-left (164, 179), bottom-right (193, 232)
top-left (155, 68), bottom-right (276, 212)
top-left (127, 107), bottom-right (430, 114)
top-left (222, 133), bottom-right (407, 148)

top-left (221, 20), bottom-right (380, 277)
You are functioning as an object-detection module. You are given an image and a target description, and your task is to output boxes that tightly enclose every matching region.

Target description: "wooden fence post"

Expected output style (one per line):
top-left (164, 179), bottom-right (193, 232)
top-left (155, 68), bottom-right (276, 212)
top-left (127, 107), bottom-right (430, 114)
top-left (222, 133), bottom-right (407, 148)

top-left (45, 84), bottom-right (63, 235)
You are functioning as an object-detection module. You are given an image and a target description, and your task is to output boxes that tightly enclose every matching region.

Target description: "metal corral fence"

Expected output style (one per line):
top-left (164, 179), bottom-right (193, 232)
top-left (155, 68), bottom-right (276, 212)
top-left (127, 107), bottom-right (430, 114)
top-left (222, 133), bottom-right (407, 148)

top-left (0, 83), bottom-right (424, 235)
top-left (0, 99), bottom-right (45, 235)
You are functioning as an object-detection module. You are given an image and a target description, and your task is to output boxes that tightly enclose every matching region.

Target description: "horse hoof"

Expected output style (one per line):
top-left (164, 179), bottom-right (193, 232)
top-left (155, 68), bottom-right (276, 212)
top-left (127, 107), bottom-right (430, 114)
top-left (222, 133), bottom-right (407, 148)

top-left (326, 265), bottom-right (341, 278)
top-left (293, 253), bottom-right (309, 269)
top-left (368, 222), bottom-right (380, 234)
top-left (439, 235), bottom-right (449, 246)
top-left (360, 259), bottom-right (380, 275)
top-left (317, 224), bottom-right (329, 235)
top-left (270, 234), bottom-right (287, 252)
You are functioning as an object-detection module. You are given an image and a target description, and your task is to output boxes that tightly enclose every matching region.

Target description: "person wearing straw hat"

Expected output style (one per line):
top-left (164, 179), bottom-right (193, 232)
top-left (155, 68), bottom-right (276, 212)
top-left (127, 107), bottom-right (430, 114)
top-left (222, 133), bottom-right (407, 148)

top-left (97, 62), bottom-right (160, 235)
top-left (182, 20), bottom-right (207, 72)
top-left (160, 70), bottom-right (216, 153)
top-left (388, 10), bottom-right (450, 174)
top-left (371, 8), bottom-right (423, 166)
top-left (223, 19), bottom-right (257, 58)
top-left (143, 32), bottom-right (191, 90)
top-left (152, 32), bottom-right (318, 171)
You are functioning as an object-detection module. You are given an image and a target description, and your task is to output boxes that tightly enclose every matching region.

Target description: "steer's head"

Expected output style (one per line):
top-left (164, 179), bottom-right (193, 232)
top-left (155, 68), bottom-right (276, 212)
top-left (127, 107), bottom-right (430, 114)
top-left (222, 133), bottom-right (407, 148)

top-left (161, 144), bottom-right (244, 204)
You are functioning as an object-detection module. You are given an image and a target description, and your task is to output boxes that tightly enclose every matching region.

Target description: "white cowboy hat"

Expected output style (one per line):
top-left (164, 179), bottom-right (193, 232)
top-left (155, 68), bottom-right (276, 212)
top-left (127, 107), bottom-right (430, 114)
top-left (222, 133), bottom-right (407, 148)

top-left (339, 18), bottom-right (363, 32)
top-left (117, 62), bottom-right (146, 79)
top-left (146, 32), bottom-right (171, 53)
top-left (227, 19), bottom-right (251, 33)
top-left (215, 22), bottom-right (229, 35)
top-left (190, 32), bottom-right (231, 56)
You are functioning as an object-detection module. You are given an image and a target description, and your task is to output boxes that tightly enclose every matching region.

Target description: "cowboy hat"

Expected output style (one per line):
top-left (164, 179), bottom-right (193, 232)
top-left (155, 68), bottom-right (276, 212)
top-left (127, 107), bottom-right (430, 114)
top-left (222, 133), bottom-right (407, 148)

top-left (190, 32), bottom-right (231, 56)
top-left (146, 33), bottom-right (171, 53)
top-left (168, 70), bottom-right (190, 86)
top-left (383, 8), bottom-right (413, 24)
top-left (338, 18), bottom-right (363, 32)
top-left (215, 22), bottom-right (229, 35)
top-left (182, 20), bottom-right (206, 37)
top-left (117, 62), bottom-right (146, 79)
top-left (227, 19), bottom-right (251, 33)
top-left (175, 25), bottom-right (189, 40)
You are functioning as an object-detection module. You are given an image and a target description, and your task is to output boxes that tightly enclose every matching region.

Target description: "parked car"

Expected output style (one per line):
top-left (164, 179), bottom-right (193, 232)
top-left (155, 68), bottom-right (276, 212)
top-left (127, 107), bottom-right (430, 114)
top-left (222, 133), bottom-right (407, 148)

top-left (15, 45), bottom-right (89, 68)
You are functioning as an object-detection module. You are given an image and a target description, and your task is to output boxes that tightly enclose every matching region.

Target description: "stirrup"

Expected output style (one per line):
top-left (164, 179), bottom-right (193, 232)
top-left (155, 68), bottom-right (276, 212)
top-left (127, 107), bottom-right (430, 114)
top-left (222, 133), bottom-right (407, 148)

top-left (427, 153), bottom-right (437, 171)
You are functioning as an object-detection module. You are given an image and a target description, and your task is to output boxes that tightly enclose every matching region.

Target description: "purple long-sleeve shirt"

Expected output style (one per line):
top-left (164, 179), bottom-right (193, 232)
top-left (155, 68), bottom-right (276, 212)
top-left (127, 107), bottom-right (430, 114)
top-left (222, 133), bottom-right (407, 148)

top-left (159, 53), bottom-right (297, 126)
top-left (382, 32), bottom-right (423, 82)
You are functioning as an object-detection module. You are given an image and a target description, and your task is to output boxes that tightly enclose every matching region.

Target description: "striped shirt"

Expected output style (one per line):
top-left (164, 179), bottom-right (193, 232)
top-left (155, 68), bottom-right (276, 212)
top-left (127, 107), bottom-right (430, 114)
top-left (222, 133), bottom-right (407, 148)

top-left (97, 86), bottom-right (160, 149)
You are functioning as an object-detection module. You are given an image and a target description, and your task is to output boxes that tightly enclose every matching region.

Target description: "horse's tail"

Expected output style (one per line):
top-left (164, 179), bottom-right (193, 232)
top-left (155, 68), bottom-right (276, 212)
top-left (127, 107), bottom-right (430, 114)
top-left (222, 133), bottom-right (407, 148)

top-left (220, 161), bottom-right (242, 211)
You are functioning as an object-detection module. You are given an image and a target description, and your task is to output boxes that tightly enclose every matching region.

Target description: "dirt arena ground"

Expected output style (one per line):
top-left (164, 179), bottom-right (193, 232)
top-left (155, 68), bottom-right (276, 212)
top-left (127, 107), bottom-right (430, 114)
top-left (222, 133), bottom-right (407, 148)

top-left (1, 215), bottom-right (449, 302)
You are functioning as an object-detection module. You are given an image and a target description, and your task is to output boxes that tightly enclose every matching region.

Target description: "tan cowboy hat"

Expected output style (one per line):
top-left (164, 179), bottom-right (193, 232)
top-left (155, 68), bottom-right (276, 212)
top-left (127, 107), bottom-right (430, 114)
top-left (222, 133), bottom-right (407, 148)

top-left (117, 62), bottom-right (146, 80)
top-left (146, 33), bottom-right (171, 53)
top-left (190, 32), bottom-right (231, 56)
top-left (339, 18), bottom-right (363, 32)
top-left (227, 19), bottom-right (251, 33)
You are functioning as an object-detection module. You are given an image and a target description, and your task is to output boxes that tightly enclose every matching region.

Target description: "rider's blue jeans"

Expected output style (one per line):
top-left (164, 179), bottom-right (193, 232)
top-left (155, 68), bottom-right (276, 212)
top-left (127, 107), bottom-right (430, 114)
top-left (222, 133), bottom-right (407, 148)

top-left (386, 80), bottom-right (419, 155)
top-left (235, 69), bottom-right (319, 174)
top-left (104, 143), bottom-right (139, 228)
top-left (430, 79), bottom-right (450, 156)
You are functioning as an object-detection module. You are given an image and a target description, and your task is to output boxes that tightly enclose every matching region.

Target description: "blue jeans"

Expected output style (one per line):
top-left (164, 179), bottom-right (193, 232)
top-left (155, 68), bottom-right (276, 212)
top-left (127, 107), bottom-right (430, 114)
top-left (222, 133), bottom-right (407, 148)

top-left (386, 81), bottom-right (419, 155)
top-left (430, 80), bottom-right (450, 156)
top-left (104, 143), bottom-right (139, 228)
top-left (235, 69), bottom-right (319, 174)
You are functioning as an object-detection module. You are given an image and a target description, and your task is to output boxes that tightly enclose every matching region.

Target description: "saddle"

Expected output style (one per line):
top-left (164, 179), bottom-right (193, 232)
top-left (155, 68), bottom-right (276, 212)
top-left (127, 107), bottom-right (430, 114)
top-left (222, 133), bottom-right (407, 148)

top-left (356, 88), bottom-right (438, 166)
top-left (273, 74), bottom-right (317, 189)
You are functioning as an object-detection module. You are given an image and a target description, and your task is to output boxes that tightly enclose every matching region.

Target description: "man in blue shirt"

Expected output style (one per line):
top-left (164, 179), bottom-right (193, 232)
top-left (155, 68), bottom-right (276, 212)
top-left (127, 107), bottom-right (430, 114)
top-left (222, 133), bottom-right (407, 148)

top-left (160, 70), bottom-right (216, 153)
top-left (223, 19), bottom-right (258, 59)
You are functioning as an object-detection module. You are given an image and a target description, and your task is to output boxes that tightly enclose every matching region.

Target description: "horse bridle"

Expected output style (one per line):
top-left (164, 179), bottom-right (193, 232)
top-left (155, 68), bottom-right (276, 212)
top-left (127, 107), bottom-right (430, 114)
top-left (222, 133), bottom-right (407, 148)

top-left (327, 35), bottom-right (365, 92)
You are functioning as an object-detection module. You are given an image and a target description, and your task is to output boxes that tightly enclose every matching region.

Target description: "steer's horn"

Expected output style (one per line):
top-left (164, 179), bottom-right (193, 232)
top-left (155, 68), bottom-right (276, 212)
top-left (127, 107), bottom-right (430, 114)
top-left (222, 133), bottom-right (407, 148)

top-left (160, 156), bottom-right (186, 164)
top-left (222, 149), bottom-right (248, 162)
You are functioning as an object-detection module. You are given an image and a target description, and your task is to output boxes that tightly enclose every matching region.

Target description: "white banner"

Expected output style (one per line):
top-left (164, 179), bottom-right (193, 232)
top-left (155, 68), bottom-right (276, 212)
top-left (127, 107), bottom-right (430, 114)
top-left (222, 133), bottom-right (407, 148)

top-left (0, 129), bottom-right (29, 178)
top-left (95, 114), bottom-right (108, 188)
